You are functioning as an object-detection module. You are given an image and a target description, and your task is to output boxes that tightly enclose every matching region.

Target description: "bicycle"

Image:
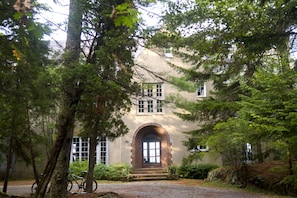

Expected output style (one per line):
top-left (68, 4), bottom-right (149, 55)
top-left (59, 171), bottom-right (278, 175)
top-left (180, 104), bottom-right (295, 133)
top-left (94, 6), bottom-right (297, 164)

top-left (68, 170), bottom-right (98, 192)
top-left (31, 174), bottom-right (72, 194)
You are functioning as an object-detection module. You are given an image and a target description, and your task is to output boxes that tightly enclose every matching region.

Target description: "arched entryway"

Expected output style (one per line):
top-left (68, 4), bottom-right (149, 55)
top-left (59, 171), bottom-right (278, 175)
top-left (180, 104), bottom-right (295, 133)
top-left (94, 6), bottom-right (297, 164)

top-left (131, 123), bottom-right (172, 169)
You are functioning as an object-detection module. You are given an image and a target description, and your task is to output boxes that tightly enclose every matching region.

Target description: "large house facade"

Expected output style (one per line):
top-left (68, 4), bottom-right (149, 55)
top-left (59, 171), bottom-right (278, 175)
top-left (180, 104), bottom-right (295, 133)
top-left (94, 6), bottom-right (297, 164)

top-left (71, 48), bottom-right (222, 169)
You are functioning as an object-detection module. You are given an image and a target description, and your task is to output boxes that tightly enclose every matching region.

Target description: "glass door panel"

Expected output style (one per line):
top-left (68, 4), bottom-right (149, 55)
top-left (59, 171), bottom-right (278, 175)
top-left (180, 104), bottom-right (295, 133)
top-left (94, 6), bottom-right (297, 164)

top-left (143, 141), bottom-right (160, 164)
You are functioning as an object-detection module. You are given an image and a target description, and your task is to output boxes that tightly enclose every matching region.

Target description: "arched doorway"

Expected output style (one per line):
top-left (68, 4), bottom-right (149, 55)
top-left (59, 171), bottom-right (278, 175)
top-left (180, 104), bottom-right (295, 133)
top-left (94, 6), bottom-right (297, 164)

top-left (131, 123), bottom-right (172, 169)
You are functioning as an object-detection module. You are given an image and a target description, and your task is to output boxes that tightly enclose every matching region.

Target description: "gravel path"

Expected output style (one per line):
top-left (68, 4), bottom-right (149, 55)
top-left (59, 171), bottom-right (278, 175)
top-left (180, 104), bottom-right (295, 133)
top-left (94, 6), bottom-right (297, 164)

top-left (0, 180), bottom-right (269, 198)
top-left (98, 181), bottom-right (261, 198)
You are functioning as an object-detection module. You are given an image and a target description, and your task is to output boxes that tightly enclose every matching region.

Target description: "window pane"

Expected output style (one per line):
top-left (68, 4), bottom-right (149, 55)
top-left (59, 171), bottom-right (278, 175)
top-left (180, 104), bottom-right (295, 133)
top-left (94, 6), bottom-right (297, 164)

top-left (149, 142), bottom-right (155, 149)
top-left (156, 142), bottom-right (160, 148)
top-left (148, 100), bottom-right (153, 112)
top-left (156, 157), bottom-right (160, 163)
top-left (150, 157), bottom-right (156, 163)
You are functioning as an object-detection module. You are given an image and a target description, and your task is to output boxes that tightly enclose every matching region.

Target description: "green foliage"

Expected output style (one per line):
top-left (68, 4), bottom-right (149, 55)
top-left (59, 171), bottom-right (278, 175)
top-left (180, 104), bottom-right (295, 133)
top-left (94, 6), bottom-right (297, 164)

top-left (69, 161), bottom-right (89, 177)
top-left (148, 0), bottom-right (297, 166)
top-left (104, 163), bottom-right (131, 181)
top-left (167, 165), bottom-right (179, 180)
top-left (95, 162), bottom-right (134, 181)
top-left (178, 163), bottom-right (219, 179)
top-left (281, 166), bottom-right (297, 192)
top-left (94, 163), bottom-right (109, 180)
top-left (70, 162), bottom-right (131, 181)
top-left (114, 3), bottom-right (139, 28)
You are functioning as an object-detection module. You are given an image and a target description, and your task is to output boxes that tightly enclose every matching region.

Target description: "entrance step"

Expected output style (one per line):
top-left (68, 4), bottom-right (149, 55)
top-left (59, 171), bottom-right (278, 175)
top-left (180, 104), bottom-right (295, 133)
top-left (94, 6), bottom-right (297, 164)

top-left (129, 168), bottom-right (169, 181)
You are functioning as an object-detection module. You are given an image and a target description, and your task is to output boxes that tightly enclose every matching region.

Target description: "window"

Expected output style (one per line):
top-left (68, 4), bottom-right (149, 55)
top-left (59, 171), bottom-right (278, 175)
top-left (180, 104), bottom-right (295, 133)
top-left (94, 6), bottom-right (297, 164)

top-left (147, 100), bottom-right (153, 112)
top-left (189, 144), bottom-right (209, 153)
top-left (156, 84), bottom-right (162, 97)
top-left (138, 100), bottom-right (144, 113)
top-left (157, 100), bottom-right (163, 113)
top-left (72, 137), bottom-right (88, 161)
top-left (71, 137), bottom-right (108, 164)
top-left (99, 138), bottom-right (107, 164)
top-left (147, 86), bottom-right (153, 97)
top-left (143, 133), bottom-right (161, 164)
top-left (137, 83), bottom-right (164, 114)
top-left (196, 82), bottom-right (206, 97)
top-left (197, 145), bottom-right (209, 152)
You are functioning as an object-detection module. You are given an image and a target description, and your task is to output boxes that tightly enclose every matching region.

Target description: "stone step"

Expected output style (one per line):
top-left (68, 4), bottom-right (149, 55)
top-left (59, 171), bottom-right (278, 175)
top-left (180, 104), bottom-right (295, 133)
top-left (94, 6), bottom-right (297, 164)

top-left (129, 168), bottom-right (169, 181)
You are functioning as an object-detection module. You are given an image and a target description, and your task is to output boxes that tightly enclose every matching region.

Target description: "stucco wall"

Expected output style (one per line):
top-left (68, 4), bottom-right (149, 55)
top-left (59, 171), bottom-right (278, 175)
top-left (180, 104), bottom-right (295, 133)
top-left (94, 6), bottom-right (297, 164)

top-left (108, 48), bottom-right (220, 166)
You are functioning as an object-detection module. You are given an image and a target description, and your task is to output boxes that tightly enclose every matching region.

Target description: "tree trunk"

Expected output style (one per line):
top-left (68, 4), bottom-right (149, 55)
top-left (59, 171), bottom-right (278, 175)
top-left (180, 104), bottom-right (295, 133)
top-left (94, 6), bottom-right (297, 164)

top-left (26, 108), bottom-right (40, 183)
top-left (86, 133), bottom-right (97, 193)
top-left (286, 141), bottom-right (293, 175)
top-left (49, 126), bottom-right (74, 198)
top-left (34, 0), bottom-right (83, 197)
top-left (2, 136), bottom-right (13, 193)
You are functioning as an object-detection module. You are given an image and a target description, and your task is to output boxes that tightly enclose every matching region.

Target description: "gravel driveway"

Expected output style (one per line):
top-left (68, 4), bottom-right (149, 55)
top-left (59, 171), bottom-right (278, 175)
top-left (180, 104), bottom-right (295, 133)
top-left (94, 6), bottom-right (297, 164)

top-left (1, 180), bottom-right (269, 198)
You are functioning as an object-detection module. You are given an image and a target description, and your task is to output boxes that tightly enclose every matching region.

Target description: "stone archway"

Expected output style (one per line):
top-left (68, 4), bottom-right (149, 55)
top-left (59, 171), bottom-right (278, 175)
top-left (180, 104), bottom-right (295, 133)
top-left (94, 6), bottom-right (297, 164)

top-left (131, 123), bottom-right (172, 169)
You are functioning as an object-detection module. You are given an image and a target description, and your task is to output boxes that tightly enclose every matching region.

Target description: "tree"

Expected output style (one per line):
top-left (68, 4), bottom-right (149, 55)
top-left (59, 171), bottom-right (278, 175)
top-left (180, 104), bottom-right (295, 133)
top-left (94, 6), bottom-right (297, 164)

top-left (238, 65), bottom-right (297, 175)
top-left (36, 0), bottom-right (139, 196)
top-left (35, 0), bottom-right (83, 196)
top-left (150, 0), bottom-right (297, 164)
top-left (0, 0), bottom-right (50, 193)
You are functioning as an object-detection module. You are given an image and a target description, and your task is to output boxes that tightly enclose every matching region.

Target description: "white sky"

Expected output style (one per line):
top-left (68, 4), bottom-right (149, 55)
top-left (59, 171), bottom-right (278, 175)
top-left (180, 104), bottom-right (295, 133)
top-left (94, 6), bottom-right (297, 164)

top-left (38, 0), bottom-right (163, 41)
top-left (38, 0), bottom-right (69, 41)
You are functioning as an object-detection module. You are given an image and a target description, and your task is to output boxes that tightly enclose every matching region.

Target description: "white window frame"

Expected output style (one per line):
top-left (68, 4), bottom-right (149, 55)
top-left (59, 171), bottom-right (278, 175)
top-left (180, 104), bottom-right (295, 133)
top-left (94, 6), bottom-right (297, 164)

top-left (138, 100), bottom-right (144, 113)
top-left (147, 100), bottom-right (154, 113)
top-left (197, 145), bottom-right (209, 152)
top-left (70, 137), bottom-right (108, 164)
top-left (196, 82), bottom-right (206, 97)
top-left (156, 100), bottom-right (163, 113)
top-left (137, 83), bottom-right (164, 114)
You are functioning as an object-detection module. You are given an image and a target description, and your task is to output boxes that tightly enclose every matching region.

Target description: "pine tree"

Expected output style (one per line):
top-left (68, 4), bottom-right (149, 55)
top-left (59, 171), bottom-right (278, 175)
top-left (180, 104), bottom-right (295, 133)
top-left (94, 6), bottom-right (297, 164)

top-left (149, 0), bottom-right (297, 164)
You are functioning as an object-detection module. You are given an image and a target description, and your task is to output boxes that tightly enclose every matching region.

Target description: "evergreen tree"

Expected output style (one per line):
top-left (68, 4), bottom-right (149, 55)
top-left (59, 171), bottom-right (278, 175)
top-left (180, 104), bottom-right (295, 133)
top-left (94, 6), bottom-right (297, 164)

top-left (150, 0), bottom-right (297, 164)
top-left (0, 0), bottom-right (50, 193)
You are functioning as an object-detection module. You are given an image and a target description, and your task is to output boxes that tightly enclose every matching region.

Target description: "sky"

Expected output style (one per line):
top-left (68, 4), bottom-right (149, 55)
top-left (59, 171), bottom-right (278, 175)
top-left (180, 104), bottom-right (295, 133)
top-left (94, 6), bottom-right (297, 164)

top-left (38, 0), bottom-right (163, 42)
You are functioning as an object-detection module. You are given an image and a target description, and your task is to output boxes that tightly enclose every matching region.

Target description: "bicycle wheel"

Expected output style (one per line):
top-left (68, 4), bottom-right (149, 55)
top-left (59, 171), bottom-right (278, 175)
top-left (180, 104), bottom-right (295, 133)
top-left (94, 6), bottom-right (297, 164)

top-left (67, 179), bottom-right (73, 192)
top-left (31, 181), bottom-right (38, 194)
top-left (82, 179), bottom-right (98, 192)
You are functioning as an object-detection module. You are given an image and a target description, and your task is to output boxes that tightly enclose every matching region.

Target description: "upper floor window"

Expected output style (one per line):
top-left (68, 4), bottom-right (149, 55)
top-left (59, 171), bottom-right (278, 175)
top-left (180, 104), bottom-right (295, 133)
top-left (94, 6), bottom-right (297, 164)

top-left (196, 82), bottom-right (206, 97)
top-left (137, 83), bottom-right (164, 114)
top-left (156, 84), bottom-right (162, 97)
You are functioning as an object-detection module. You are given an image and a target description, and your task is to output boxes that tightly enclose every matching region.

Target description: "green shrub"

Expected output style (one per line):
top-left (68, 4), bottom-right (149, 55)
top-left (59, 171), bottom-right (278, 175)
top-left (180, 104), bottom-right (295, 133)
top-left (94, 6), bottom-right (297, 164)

top-left (94, 163), bottom-right (109, 180)
top-left (178, 163), bottom-right (219, 179)
top-left (281, 166), bottom-right (297, 194)
top-left (69, 162), bottom-right (131, 181)
top-left (94, 163), bottom-right (131, 181)
top-left (69, 161), bottom-right (89, 177)
top-left (168, 165), bottom-right (179, 180)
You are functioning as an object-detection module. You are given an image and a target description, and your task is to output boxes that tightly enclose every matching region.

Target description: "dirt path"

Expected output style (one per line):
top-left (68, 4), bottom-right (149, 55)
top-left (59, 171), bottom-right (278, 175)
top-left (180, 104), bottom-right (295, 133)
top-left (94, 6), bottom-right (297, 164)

top-left (0, 180), bottom-right (287, 198)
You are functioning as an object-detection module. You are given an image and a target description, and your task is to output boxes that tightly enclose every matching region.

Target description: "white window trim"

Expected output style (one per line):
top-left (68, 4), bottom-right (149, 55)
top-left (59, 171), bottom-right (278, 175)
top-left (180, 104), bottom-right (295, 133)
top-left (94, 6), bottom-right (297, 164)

top-left (70, 136), bottom-right (108, 164)
top-left (189, 144), bottom-right (209, 153)
top-left (136, 83), bottom-right (165, 115)
top-left (196, 82), bottom-right (206, 97)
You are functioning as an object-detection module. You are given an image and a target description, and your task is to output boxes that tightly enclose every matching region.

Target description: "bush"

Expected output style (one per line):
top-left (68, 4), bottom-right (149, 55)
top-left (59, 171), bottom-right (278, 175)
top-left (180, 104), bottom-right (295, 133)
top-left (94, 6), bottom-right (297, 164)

top-left (94, 163), bottom-right (109, 180)
top-left (168, 165), bottom-right (179, 180)
top-left (94, 163), bottom-right (131, 181)
top-left (178, 163), bottom-right (219, 179)
top-left (69, 161), bottom-right (89, 177)
top-left (69, 162), bottom-right (131, 181)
